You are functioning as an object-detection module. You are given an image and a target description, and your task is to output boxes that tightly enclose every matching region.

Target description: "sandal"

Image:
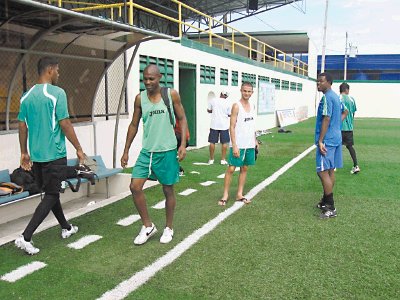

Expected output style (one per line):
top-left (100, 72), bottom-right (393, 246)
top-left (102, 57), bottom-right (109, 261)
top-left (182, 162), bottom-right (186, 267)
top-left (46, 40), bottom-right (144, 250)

top-left (218, 199), bottom-right (227, 206)
top-left (236, 197), bottom-right (251, 204)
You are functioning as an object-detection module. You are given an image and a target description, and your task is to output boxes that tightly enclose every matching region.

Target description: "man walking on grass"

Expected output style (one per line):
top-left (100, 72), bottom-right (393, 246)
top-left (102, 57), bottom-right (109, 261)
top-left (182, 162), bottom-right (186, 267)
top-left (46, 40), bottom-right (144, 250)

top-left (121, 64), bottom-right (188, 245)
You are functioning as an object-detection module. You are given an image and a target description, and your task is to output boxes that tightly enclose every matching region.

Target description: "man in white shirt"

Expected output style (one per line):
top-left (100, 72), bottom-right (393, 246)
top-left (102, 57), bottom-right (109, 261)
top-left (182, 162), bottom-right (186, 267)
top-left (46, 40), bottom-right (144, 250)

top-left (207, 91), bottom-right (231, 165)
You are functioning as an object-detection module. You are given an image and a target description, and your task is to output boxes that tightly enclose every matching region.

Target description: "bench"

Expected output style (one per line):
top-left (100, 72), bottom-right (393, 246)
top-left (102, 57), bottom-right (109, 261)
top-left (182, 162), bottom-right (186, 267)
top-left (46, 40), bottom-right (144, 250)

top-left (0, 169), bottom-right (30, 205)
top-left (66, 155), bottom-right (122, 198)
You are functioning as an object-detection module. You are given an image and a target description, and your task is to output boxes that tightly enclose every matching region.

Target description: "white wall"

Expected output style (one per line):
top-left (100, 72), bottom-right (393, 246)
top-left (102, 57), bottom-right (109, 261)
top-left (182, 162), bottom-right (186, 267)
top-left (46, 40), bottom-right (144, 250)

top-left (331, 82), bottom-right (400, 118)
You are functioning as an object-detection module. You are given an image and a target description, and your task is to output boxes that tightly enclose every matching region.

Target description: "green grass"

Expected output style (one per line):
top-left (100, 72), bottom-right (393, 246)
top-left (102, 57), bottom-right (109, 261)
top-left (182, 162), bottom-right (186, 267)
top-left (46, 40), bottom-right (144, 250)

top-left (1, 118), bottom-right (399, 299)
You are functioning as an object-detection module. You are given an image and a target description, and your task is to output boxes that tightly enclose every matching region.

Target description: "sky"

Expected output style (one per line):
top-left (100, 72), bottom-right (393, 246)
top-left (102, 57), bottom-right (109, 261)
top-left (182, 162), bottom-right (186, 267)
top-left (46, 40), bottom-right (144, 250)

top-left (231, 0), bottom-right (400, 55)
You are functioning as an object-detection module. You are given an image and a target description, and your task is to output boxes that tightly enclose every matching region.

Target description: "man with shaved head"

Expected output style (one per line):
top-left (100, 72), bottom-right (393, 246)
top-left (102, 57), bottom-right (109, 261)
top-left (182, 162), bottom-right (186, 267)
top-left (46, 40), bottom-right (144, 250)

top-left (121, 64), bottom-right (188, 245)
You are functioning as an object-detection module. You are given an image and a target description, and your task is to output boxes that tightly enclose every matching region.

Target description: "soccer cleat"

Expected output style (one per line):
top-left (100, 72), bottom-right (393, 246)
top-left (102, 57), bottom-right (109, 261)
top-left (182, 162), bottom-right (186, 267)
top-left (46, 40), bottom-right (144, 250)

top-left (320, 207), bottom-right (337, 219)
top-left (208, 159), bottom-right (214, 165)
top-left (160, 227), bottom-right (174, 244)
top-left (15, 235), bottom-right (40, 255)
top-left (316, 201), bottom-right (326, 210)
top-left (134, 223), bottom-right (157, 245)
top-left (61, 224), bottom-right (79, 239)
top-left (350, 166), bottom-right (360, 174)
top-left (220, 159), bottom-right (228, 165)
top-left (76, 164), bottom-right (97, 185)
top-left (179, 166), bottom-right (185, 176)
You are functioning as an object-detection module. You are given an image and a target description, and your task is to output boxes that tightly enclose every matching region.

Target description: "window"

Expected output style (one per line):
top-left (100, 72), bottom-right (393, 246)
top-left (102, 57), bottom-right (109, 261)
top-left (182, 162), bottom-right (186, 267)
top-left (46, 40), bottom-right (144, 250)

top-left (297, 83), bottom-right (303, 91)
top-left (242, 72), bottom-right (256, 87)
top-left (200, 65), bottom-right (216, 84)
top-left (220, 68), bottom-right (228, 86)
top-left (290, 82), bottom-right (297, 91)
top-left (231, 71), bottom-right (239, 86)
top-left (271, 78), bottom-right (281, 90)
top-left (258, 75), bottom-right (270, 82)
top-left (281, 80), bottom-right (289, 90)
top-left (139, 55), bottom-right (174, 90)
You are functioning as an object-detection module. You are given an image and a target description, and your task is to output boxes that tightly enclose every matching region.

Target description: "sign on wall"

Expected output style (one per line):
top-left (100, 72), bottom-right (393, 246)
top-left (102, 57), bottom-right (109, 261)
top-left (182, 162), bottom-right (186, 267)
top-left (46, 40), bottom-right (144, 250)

top-left (276, 108), bottom-right (298, 127)
top-left (258, 81), bottom-right (275, 114)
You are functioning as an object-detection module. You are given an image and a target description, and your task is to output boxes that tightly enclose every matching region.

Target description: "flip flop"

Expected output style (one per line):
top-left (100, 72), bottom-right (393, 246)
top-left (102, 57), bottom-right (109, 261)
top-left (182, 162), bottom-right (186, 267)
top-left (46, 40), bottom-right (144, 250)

top-left (236, 197), bottom-right (251, 204)
top-left (218, 199), bottom-right (227, 206)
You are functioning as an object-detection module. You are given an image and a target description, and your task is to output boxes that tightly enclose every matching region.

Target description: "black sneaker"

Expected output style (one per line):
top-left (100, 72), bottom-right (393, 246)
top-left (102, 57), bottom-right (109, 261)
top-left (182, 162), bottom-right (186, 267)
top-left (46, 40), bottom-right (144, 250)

top-left (76, 164), bottom-right (97, 185)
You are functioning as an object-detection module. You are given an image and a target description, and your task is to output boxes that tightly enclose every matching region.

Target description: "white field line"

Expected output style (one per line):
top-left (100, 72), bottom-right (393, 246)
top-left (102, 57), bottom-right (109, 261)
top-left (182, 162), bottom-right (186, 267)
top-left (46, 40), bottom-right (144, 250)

top-left (190, 171), bottom-right (200, 174)
top-left (117, 215), bottom-right (141, 226)
top-left (192, 162), bottom-right (209, 165)
top-left (1, 261), bottom-right (47, 283)
top-left (200, 181), bottom-right (216, 186)
top-left (217, 167), bottom-right (240, 179)
top-left (152, 200), bottom-right (166, 210)
top-left (178, 189), bottom-right (197, 196)
top-left (67, 235), bottom-right (102, 250)
top-left (98, 145), bottom-right (316, 300)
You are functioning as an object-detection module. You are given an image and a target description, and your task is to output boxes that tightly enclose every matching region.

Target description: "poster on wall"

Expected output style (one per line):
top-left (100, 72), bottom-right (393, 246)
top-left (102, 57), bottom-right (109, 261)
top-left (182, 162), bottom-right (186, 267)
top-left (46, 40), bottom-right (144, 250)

top-left (258, 81), bottom-right (275, 114)
top-left (276, 108), bottom-right (298, 127)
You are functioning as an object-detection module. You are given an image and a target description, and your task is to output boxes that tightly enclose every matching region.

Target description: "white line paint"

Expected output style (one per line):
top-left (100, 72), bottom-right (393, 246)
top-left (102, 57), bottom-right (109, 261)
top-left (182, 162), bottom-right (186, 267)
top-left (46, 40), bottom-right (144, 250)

top-left (200, 181), bottom-right (216, 186)
top-left (1, 261), bottom-right (47, 283)
top-left (98, 145), bottom-right (316, 300)
top-left (178, 189), bottom-right (197, 196)
top-left (152, 200), bottom-right (166, 209)
top-left (67, 235), bottom-right (102, 250)
top-left (117, 215), bottom-right (141, 226)
top-left (217, 167), bottom-right (240, 179)
top-left (190, 171), bottom-right (200, 174)
top-left (192, 162), bottom-right (209, 165)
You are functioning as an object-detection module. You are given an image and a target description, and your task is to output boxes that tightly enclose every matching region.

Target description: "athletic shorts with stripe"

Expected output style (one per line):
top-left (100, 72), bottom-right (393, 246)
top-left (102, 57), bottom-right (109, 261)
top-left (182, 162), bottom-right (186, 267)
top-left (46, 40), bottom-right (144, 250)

top-left (316, 144), bottom-right (343, 172)
top-left (228, 148), bottom-right (256, 167)
top-left (132, 149), bottom-right (179, 185)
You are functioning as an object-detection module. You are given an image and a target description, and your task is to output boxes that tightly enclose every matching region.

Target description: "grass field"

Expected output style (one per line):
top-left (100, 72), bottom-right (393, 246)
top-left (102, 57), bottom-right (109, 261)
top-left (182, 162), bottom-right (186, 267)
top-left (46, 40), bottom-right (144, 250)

top-left (1, 118), bottom-right (399, 299)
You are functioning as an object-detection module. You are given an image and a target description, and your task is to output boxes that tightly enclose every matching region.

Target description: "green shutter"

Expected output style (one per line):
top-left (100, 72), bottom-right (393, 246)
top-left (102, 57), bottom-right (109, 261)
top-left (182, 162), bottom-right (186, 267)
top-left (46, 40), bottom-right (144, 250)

top-left (232, 71), bottom-right (238, 86)
top-left (220, 68), bottom-right (228, 86)
top-left (139, 55), bottom-right (174, 91)
top-left (242, 72), bottom-right (256, 87)
top-left (290, 82), bottom-right (297, 91)
top-left (282, 80), bottom-right (289, 90)
top-left (200, 65), bottom-right (215, 84)
top-left (271, 78), bottom-right (281, 90)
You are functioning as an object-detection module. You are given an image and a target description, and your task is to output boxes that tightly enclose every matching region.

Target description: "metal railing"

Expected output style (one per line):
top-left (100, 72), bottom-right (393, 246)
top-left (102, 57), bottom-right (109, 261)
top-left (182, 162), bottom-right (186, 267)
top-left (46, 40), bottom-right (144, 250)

top-left (47, 0), bottom-right (308, 76)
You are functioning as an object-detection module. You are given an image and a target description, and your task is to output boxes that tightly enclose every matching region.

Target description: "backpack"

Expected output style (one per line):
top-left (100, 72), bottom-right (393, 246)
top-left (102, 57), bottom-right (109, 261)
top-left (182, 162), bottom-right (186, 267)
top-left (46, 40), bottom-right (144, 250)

top-left (10, 167), bottom-right (41, 195)
top-left (160, 87), bottom-right (190, 145)
top-left (0, 182), bottom-right (24, 196)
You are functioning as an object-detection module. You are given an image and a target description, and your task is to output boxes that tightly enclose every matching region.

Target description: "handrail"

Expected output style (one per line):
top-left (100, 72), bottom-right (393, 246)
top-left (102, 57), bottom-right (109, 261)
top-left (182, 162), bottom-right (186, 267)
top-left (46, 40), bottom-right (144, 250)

top-left (48, 0), bottom-right (308, 76)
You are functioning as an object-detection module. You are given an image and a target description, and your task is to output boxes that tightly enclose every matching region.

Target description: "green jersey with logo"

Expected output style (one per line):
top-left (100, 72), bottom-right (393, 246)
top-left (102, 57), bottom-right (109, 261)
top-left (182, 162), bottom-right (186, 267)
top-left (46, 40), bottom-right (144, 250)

top-left (341, 94), bottom-right (357, 131)
top-left (18, 84), bottom-right (69, 162)
top-left (140, 89), bottom-right (176, 152)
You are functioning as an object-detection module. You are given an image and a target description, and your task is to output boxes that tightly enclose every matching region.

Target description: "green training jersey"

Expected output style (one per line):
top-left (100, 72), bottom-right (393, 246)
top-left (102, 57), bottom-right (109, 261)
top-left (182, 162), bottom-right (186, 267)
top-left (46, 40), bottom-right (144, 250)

top-left (341, 94), bottom-right (357, 131)
top-left (140, 89), bottom-right (176, 152)
top-left (18, 83), bottom-right (69, 162)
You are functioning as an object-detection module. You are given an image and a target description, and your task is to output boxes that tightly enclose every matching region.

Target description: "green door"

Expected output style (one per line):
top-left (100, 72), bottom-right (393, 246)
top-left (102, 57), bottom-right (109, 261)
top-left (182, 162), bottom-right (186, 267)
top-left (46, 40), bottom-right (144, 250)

top-left (179, 62), bottom-right (196, 146)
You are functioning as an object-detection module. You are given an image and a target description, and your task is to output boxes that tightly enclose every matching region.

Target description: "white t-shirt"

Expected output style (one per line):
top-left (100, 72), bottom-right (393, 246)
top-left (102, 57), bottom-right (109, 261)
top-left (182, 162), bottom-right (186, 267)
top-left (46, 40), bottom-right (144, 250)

top-left (231, 101), bottom-right (256, 149)
top-left (208, 97), bottom-right (232, 130)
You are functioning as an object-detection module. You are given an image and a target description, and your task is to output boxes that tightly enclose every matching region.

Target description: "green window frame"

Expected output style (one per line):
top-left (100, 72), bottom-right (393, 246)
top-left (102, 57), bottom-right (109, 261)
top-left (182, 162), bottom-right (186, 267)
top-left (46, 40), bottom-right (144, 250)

top-left (258, 75), bottom-right (270, 82)
top-left (242, 72), bottom-right (256, 87)
top-left (290, 82), bottom-right (297, 91)
top-left (139, 55), bottom-right (174, 91)
top-left (282, 80), bottom-right (289, 90)
top-left (231, 71), bottom-right (239, 86)
top-left (271, 78), bottom-right (281, 90)
top-left (297, 83), bottom-right (303, 91)
top-left (200, 65), bottom-right (216, 84)
top-left (220, 68), bottom-right (228, 86)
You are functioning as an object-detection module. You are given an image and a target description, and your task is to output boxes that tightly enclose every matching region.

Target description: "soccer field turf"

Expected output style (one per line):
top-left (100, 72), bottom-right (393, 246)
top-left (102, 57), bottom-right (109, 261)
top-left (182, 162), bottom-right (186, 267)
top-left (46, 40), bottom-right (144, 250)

top-left (1, 118), bottom-right (399, 299)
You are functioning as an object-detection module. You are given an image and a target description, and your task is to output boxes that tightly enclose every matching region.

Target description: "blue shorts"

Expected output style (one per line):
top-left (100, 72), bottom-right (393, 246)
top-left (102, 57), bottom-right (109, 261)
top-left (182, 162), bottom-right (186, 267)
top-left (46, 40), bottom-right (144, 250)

top-left (208, 129), bottom-right (230, 144)
top-left (132, 149), bottom-right (179, 185)
top-left (228, 148), bottom-right (256, 167)
top-left (316, 144), bottom-right (343, 172)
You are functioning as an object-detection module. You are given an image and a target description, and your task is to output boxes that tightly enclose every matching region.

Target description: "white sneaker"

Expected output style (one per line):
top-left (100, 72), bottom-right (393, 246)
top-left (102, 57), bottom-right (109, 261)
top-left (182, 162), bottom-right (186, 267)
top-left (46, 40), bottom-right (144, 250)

top-left (15, 235), bottom-right (40, 255)
top-left (134, 223), bottom-right (157, 245)
top-left (220, 160), bottom-right (228, 165)
top-left (160, 227), bottom-right (174, 244)
top-left (351, 166), bottom-right (360, 174)
top-left (208, 159), bottom-right (214, 165)
top-left (61, 224), bottom-right (79, 239)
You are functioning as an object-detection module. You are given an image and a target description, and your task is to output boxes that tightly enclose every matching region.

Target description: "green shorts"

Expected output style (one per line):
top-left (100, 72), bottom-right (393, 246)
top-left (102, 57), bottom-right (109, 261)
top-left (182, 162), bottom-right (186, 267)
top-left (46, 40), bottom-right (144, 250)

top-left (228, 148), bottom-right (256, 167)
top-left (132, 149), bottom-right (179, 185)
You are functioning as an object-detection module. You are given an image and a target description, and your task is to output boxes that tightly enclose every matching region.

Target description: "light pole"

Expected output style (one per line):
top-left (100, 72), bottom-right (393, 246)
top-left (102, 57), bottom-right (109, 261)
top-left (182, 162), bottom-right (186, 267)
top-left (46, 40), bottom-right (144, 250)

top-left (320, 0), bottom-right (329, 73)
top-left (344, 32), bottom-right (357, 80)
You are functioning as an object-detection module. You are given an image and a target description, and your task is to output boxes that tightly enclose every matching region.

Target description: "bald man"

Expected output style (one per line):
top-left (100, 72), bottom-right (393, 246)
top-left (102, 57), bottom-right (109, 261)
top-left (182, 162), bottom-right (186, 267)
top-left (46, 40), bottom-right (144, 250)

top-left (121, 64), bottom-right (188, 245)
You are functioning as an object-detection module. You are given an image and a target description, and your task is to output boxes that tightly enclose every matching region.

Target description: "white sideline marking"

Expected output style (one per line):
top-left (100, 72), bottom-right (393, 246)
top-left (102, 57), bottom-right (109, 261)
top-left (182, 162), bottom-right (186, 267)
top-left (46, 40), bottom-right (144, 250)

top-left (67, 235), bottom-right (102, 250)
top-left (98, 145), bottom-right (316, 300)
top-left (152, 200), bottom-right (166, 209)
top-left (192, 162), bottom-right (209, 165)
top-left (200, 181), bottom-right (216, 186)
top-left (217, 167), bottom-right (240, 179)
top-left (1, 261), bottom-right (47, 283)
top-left (178, 189), bottom-right (197, 196)
top-left (117, 215), bottom-right (141, 226)
top-left (190, 171), bottom-right (200, 174)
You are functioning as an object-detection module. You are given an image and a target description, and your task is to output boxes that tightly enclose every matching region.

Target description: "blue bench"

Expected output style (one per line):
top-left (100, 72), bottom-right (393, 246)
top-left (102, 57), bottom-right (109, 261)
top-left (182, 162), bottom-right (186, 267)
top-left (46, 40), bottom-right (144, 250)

top-left (0, 169), bottom-right (30, 205)
top-left (66, 155), bottom-right (122, 198)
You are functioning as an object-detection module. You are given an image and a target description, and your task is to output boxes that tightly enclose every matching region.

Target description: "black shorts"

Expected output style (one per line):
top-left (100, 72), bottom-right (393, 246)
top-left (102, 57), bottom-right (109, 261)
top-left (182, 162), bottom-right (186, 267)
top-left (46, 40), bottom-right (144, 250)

top-left (342, 131), bottom-right (354, 146)
top-left (208, 129), bottom-right (230, 144)
top-left (32, 157), bottom-right (68, 194)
